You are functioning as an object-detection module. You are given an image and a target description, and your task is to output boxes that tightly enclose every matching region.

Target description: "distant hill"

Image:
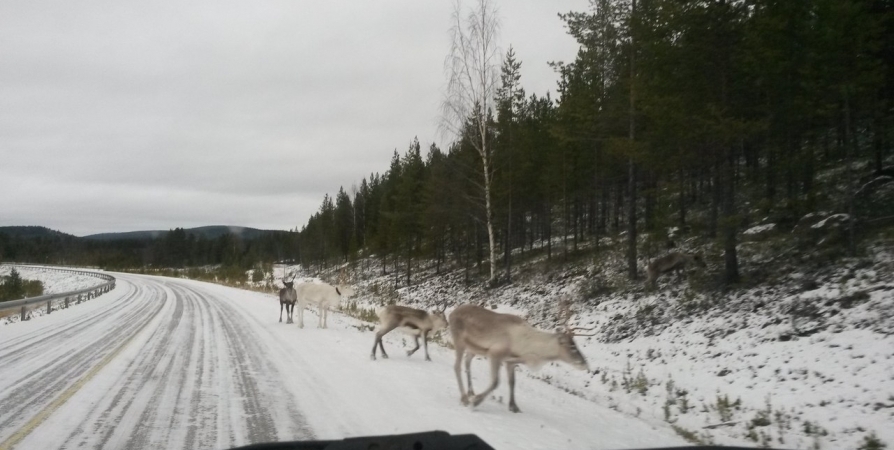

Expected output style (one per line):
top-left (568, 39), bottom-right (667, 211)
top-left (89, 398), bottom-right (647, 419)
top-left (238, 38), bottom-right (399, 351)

top-left (80, 230), bottom-right (167, 241)
top-left (0, 226), bottom-right (76, 239)
top-left (83, 226), bottom-right (275, 241)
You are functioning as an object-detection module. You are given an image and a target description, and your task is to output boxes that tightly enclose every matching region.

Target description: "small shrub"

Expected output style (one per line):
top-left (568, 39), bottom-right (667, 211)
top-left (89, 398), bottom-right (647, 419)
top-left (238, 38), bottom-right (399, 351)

top-left (858, 432), bottom-right (887, 450)
top-left (750, 410), bottom-right (772, 428)
top-left (634, 368), bottom-right (649, 395)
top-left (671, 425), bottom-right (703, 445)
top-left (717, 394), bottom-right (735, 422)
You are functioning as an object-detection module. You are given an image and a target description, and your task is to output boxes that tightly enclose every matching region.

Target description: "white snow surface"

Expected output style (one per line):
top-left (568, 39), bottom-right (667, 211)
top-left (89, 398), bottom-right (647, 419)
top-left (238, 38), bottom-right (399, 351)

top-left (0, 271), bottom-right (685, 450)
top-left (0, 264), bottom-right (105, 294)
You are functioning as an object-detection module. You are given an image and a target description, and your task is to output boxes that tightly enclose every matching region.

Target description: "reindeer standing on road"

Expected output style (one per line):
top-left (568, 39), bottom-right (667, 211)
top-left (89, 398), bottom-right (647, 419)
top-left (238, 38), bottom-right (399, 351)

top-left (278, 272), bottom-right (297, 324)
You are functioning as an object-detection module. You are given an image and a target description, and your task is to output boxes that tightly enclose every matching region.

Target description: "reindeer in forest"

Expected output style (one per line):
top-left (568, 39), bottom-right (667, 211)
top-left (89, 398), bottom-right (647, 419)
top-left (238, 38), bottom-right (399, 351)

top-left (645, 251), bottom-right (706, 289)
top-left (278, 271), bottom-right (297, 324)
top-left (371, 303), bottom-right (448, 361)
top-left (449, 299), bottom-right (595, 413)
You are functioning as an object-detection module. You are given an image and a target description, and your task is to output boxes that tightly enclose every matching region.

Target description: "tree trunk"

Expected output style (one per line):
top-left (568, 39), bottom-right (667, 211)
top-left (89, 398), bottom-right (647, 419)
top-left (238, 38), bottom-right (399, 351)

top-left (482, 151), bottom-right (497, 283)
top-left (627, 0), bottom-right (638, 281)
top-left (679, 166), bottom-right (687, 227)
top-left (723, 146), bottom-right (740, 285)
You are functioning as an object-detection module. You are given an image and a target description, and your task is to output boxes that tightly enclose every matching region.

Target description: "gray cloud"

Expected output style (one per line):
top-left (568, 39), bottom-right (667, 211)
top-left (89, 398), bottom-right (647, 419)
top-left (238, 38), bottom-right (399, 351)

top-left (1, 0), bottom-right (587, 236)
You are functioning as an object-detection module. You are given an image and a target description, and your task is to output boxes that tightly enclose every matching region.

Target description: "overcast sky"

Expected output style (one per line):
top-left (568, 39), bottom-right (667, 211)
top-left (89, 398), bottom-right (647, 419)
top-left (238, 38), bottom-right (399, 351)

top-left (0, 0), bottom-right (588, 237)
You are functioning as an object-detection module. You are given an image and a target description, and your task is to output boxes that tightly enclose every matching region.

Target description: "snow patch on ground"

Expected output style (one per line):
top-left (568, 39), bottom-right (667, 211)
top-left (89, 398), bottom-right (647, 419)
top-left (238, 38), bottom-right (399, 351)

top-left (743, 223), bottom-right (775, 235)
top-left (0, 265), bottom-right (106, 295)
top-left (1, 265), bottom-right (112, 324)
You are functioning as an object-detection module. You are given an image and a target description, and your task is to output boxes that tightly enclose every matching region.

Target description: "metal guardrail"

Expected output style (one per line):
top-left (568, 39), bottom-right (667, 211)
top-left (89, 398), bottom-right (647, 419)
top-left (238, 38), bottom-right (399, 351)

top-left (0, 264), bottom-right (116, 321)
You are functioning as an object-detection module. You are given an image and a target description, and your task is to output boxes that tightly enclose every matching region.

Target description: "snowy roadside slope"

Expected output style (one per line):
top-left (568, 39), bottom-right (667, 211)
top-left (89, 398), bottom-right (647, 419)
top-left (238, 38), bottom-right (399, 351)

top-left (0, 265), bottom-right (105, 294)
top-left (280, 243), bottom-right (894, 449)
top-left (180, 277), bottom-right (687, 450)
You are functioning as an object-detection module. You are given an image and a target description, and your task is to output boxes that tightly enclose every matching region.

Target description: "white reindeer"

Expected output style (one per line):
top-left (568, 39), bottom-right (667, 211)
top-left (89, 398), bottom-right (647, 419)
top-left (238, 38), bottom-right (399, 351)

top-left (449, 301), bottom-right (594, 413)
top-left (294, 281), bottom-right (355, 328)
top-left (371, 304), bottom-right (448, 361)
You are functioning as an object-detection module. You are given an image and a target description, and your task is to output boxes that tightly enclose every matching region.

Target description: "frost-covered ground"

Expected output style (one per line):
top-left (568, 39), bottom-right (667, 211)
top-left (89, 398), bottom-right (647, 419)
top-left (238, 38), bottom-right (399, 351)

top-left (0, 264), bottom-right (106, 295)
top-left (1, 265), bottom-right (111, 324)
top-left (274, 235), bottom-right (894, 450)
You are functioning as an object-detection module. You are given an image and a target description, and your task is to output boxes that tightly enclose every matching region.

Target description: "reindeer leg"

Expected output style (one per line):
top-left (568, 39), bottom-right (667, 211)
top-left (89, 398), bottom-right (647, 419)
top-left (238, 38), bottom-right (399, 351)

top-left (279, 302), bottom-right (283, 323)
top-left (507, 362), bottom-right (521, 413)
top-left (464, 353), bottom-right (475, 396)
top-left (407, 335), bottom-right (421, 357)
top-left (454, 346), bottom-right (469, 406)
top-left (470, 354), bottom-right (502, 408)
top-left (288, 303), bottom-right (294, 324)
top-left (422, 329), bottom-right (431, 361)
top-left (372, 323), bottom-right (398, 360)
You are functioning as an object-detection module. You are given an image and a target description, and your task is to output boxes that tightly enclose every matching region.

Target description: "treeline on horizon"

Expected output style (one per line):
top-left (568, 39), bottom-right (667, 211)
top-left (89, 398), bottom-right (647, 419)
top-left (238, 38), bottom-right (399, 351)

top-left (0, 228), bottom-right (300, 270)
top-left (296, 0), bottom-right (893, 284)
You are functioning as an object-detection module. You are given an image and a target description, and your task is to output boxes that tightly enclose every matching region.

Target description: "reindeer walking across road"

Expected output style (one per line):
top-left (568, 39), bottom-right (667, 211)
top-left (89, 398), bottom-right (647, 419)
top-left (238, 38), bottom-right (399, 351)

top-left (371, 303), bottom-right (448, 361)
top-left (448, 300), bottom-right (594, 413)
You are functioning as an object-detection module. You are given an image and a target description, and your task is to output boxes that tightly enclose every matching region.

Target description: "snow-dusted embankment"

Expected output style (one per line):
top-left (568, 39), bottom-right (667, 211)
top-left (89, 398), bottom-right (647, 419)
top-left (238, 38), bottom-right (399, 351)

top-left (0, 265), bottom-right (105, 295)
top-left (0, 272), bottom-right (684, 450)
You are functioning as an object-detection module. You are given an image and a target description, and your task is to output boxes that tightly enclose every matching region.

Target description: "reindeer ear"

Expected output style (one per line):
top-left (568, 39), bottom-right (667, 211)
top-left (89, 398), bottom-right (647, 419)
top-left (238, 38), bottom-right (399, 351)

top-left (335, 287), bottom-right (342, 296)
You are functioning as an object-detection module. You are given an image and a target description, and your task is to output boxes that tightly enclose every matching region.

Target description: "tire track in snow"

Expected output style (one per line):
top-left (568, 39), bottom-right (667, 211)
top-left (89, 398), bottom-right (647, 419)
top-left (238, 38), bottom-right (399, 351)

top-left (7, 274), bottom-right (314, 450)
top-left (0, 281), bottom-right (164, 444)
top-left (185, 282), bottom-right (315, 444)
top-left (0, 281), bottom-right (141, 365)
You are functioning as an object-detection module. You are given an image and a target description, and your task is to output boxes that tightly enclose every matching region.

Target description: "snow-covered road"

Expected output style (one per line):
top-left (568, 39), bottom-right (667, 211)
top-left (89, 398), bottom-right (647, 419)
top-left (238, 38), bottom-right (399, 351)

top-left (0, 273), bottom-right (684, 450)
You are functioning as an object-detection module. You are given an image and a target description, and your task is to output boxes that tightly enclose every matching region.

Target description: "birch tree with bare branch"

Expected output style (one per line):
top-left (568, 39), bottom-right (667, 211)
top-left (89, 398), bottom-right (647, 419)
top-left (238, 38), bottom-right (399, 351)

top-left (441, 0), bottom-right (501, 284)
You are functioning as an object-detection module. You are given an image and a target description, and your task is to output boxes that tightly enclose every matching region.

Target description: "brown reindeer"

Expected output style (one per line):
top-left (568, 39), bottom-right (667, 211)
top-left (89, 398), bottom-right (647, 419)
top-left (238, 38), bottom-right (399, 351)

top-left (279, 272), bottom-right (297, 323)
top-left (371, 303), bottom-right (448, 361)
top-left (449, 300), bottom-right (594, 413)
top-left (645, 251), bottom-right (706, 288)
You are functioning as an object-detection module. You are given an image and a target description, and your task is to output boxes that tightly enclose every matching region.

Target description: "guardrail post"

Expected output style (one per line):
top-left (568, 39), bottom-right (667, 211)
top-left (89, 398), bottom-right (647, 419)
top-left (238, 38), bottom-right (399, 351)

top-left (65, 297), bottom-right (70, 308)
top-left (21, 306), bottom-right (26, 321)
top-left (47, 300), bottom-right (52, 314)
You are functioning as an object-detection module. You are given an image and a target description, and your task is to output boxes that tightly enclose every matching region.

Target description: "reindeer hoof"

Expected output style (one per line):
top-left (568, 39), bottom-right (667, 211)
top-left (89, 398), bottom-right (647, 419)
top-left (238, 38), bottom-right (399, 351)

top-left (370, 355), bottom-right (376, 361)
top-left (471, 394), bottom-right (485, 407)
top-left (425, 356), bottom-right (432, 362)
top-left (461, 396), bottom-right (470, 406)
top-left (381, 353), bottom-right (388, 359)
top-left (509, 404), bottom-right (521, 413)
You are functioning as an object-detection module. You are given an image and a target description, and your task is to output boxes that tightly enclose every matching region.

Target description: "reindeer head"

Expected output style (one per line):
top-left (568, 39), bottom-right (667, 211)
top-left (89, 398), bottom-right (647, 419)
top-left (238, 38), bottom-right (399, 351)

top-left (555, 298), bottom-right (594, 371)
top-left (282, 270), bottom-right (296, 289)
top-left (430, 301), bottom-right (449, 331)
top-left (334, 285), bottom-right (355, 298)
top-left (555, 333), bottom-right (589, 371)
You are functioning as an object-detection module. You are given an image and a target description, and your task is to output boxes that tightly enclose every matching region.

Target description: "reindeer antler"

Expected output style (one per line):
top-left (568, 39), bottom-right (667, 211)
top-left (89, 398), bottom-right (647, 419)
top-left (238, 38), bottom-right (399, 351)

top-left (558, 298), bottom-right (597, 337)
